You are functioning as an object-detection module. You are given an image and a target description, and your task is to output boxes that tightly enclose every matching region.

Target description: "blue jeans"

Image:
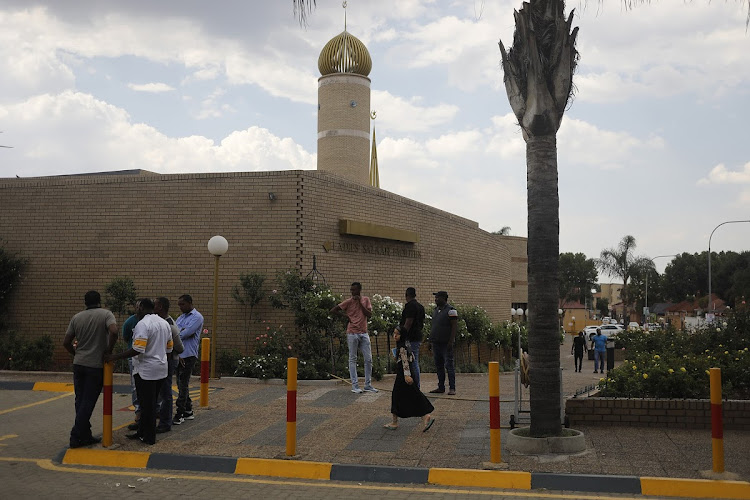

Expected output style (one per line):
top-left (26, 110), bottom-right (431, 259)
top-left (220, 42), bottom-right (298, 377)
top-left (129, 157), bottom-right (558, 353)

top-left (70, 364), bottom-right (103, 445)
top-left (432, 342), bottom-right (455, 391)
top-left (408, 341), bottom-right (421, 389)
top-left (594, 350), bottom-right (605, 372)
top-left (157, 358), bottom-right (177, 428)
top-left (128, 358), bottom-right (140, 414)
top-left (347, 333), bottom-right (373, 389)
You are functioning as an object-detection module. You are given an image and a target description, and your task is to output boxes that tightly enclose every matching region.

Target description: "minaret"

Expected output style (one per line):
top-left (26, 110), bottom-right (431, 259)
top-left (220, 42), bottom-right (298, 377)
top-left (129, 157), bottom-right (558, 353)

top-left (317, 7), bottom-right (372, 185)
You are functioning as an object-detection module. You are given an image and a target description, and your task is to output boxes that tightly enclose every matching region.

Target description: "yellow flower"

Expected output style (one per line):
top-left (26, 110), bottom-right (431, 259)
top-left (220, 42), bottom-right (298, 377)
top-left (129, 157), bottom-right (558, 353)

top-left (653, 354), bottom-right (660, 360)
top-left (668, 368), bottom-right (674, 374)
top-left (643, 373), bottom-right (649, 379)
top-left (680, 367), bottom-right (686, 373)
top-left (632, 365), bottom-right (637, 370)
top-left (705, 370), bottom-right (710, 375)
top-left (724, 351), bottom-right (729, 355)
top-left (599, 378), bottom-right (605, 383)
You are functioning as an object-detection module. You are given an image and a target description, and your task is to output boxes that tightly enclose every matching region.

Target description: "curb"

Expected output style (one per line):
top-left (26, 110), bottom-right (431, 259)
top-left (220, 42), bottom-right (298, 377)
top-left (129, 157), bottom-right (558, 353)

top-left (60, 448), bottom-right (750, 499)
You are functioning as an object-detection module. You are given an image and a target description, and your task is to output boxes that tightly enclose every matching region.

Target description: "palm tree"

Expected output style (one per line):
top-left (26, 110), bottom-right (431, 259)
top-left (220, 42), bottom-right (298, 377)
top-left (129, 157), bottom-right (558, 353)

top-left (498, 0), bottom-right (578, 438)
top-left (598, 235), bottom-right (651, 324)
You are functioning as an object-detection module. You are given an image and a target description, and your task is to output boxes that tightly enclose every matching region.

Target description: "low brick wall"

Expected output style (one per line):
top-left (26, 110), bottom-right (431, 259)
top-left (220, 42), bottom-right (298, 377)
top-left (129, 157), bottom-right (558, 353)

top-left (566, 397), bottom-right (750, 430)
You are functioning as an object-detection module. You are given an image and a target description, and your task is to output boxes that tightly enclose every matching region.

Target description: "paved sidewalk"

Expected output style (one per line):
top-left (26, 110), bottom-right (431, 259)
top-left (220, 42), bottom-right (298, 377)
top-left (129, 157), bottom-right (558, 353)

top-left (1, 340), bottom-right (749, 498)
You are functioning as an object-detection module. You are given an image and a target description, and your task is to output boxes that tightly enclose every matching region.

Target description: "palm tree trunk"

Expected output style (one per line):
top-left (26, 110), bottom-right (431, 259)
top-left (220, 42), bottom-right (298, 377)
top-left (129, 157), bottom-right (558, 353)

top-left (527, 134), bottom-right (562, 437)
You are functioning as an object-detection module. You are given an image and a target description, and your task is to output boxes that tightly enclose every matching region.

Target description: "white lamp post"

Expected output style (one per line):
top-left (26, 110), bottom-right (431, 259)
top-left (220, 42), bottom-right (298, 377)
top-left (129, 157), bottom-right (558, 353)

top-left (207, 235), bottom-right (229, 379)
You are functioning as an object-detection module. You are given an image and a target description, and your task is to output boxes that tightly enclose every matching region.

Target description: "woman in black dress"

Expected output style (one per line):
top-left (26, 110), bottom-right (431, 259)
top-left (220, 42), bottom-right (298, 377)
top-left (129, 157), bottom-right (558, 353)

top-left (384, 326), bottom-right (435, 431)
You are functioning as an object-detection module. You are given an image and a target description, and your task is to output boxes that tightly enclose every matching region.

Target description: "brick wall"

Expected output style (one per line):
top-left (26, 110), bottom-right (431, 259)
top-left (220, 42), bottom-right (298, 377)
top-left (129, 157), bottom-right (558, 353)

top-left (0, 170), bottom-right (519, 367)
top-left (566, 397), bottom-right (750, 430)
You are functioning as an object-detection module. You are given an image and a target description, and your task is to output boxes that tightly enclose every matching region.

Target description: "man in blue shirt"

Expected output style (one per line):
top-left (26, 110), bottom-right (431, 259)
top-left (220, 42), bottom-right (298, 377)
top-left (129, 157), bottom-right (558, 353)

top-left (174, 294), bottom-right (204, 424)
top-left (591, 328), bottom-right (608, 374)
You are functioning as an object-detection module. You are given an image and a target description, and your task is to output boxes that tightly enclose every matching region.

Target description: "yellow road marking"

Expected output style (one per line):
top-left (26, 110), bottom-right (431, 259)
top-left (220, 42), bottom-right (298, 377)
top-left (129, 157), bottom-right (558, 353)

top-left (0, 457), bottom-right (642, 499)
top-left (0, 392), bottom-right (73, 415)
top-left (0, 434), bottom-right (18, 447)
top-left (32, 382), bottom-right (75, 392)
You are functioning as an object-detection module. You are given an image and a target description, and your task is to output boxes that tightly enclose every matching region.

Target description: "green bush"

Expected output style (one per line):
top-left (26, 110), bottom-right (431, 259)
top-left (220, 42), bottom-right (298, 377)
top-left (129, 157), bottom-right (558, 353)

top-left (600, 310), bottom-right (750, 399)
top-left (0, 331), bottom-right (54, 371)
top-left (218, 348), bottom-right (242, 376)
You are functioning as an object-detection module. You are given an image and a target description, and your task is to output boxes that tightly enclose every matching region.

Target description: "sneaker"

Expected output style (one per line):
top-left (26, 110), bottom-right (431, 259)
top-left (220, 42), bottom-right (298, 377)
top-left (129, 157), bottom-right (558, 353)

top-left (173, 416), bottom-right (185, 425)
top-left (593, 370), bottom-right (598, 373)
top-left (363, 386), bottom-right (378, 393)
top-left (429, 388), bottom-right (445, 394)
top-left (351, 387), bottom-right (363, 394)
top-left (447, 389), bottom-right (456, 395)
top-left (183, 410), bottom-right (195, 420)
top-left (127, 422), bottom-right (140, 431)
top-left (155, 426), bottom-right (171, 434)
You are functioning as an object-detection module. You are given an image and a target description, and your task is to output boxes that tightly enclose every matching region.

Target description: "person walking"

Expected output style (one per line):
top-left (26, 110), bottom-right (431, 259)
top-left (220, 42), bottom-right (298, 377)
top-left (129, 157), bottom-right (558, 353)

top-left (174, 294), bottom-right (203, 424)
top-left (591, 328), bottom-right (608, 374)
top-left (429, 291), bottom-right (458, 395)
top-left (63, 290), bottom-right (118, 448)
top-left (384, 326), bottom-right (435, 432)
top-left (154, 297), bottom-right (183, 433)
top-left (571, 330), bottom-right (587, 372)
top-left (106, 298), bottom-right (173, 445)
top-left (399, 287), bottom-right (425, 388)
top-left (330, 282), bottom-right (378, 393)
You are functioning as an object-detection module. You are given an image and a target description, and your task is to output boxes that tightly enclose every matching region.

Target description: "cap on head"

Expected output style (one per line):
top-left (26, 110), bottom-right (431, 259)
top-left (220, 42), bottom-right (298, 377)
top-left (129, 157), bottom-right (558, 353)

top-left (433, 291), bottom-right (448, 299)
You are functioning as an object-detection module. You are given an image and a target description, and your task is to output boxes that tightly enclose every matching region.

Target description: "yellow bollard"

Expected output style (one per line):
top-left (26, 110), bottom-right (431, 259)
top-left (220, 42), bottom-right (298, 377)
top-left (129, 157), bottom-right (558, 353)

top-left (103, 361), bottom-right (113, 447)
top-left (286, 357), bottom-right (298, 457)
top-left (200, 337), bottom-right (210, 407)
top-left (489, 361), bottom-right (501, 463)
top-left (710, 367), bottom-right (724, 473)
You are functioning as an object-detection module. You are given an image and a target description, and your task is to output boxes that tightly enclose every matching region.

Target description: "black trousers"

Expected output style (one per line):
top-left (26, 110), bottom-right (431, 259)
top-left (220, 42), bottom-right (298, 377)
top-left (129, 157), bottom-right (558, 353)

top-left (71, 364), bottom-right (103, 445)
top-left (573, 351), bottom-right (584, 371)
top-left (175, 356), bottom-right (197, 416)
top-left (134, 374), bottom-right (161, 444)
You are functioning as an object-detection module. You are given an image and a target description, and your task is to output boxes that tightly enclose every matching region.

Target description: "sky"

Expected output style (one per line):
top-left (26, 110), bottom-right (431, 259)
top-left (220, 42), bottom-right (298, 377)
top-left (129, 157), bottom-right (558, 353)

top-left (1, 0), bottom-right (749, 277)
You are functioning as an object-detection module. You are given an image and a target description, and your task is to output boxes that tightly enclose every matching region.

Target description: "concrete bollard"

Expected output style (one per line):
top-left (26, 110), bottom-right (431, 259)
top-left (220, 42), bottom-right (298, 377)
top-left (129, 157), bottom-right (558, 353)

top-left (200, 337), bottom-right (210, 407)
top-left (286, 357), bottom-right (298, 457)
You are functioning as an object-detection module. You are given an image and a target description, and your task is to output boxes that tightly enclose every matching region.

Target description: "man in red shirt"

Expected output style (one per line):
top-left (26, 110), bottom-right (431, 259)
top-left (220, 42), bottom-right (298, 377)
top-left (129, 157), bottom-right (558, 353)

top-left (330, 282), bottom-right (378, 393)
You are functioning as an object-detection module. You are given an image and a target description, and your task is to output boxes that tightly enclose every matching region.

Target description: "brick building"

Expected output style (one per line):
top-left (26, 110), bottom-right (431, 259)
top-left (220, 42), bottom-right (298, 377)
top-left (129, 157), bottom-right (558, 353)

top-left (0, 26), bottom-right (528, 365)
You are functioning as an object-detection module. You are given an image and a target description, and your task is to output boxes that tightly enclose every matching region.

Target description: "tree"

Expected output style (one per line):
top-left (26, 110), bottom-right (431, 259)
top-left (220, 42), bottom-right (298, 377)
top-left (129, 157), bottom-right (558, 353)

top-left (596, 297), bottom-right (610, 318)
top-left (492, 226), bottom-right (512, 235)
top-left (559, 252), bottom-right (598, 306)
top-left (497, 0), bottom-right (578, 437)
top-left (103, 276), bottom-right (137, 318)
top-left (598, 235), bottom-right (650, 323)
top-left (232, 272), bottom-right (266, 353)
top-left (0, 245), bottom-right (26, 327)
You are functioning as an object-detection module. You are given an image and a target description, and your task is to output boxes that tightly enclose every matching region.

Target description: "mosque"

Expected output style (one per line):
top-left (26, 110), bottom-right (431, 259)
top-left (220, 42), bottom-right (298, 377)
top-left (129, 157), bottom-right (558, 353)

top-left (0, 23), bottom-right (528, 364)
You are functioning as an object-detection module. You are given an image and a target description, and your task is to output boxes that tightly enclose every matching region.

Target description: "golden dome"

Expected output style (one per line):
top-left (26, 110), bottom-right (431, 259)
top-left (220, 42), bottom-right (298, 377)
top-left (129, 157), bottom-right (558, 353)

top-left (318, 31), bottom-right (372, 76)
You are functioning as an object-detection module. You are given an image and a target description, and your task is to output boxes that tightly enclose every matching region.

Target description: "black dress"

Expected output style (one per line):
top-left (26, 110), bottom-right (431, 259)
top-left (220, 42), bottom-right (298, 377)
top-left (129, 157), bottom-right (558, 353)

top-left (391, 341), bottom-right (434, 418)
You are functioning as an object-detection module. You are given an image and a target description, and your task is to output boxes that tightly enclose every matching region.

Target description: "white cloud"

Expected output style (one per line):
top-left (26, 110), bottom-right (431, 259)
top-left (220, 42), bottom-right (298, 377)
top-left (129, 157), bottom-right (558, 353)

top-left (0, 91), bottom-right (314, 178)
top-left (698, 162), bottom-right (750, 185)
top-left (127, 82), bottom-right (175, 93)
top-left (372, 90), bottom-right (458, 133)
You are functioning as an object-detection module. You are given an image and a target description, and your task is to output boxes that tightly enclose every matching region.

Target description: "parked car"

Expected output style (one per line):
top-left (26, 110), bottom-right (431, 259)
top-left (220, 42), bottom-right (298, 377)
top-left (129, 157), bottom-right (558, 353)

top-left (628, 321), bottom-right (640, 331)
top-left (599, 324), bottom-right (623, 338)
top-left (584, 325), bottom-right (600, 340)
top-left (645, 323), bottom-right (661, 331)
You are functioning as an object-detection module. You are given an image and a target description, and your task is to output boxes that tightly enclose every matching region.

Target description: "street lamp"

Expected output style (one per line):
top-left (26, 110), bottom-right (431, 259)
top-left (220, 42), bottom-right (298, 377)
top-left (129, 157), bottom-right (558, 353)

top-left (645, 255), bottom-right (676, 324)
top-left (708, 220), bottom-right (750, 320)
top-left (207, 235), bottom-right (229, 379)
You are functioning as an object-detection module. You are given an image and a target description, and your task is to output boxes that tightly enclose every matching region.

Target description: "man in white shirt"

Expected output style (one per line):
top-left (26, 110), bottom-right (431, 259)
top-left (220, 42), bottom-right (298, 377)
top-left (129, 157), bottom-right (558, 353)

top-left (106, 298), bottom-right (172, 445)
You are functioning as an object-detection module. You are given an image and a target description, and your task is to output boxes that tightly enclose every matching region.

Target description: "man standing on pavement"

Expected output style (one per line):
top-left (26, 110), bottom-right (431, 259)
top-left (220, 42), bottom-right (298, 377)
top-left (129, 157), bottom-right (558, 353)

top-left (330, 282), bottom-right (378, 394)
top-left (399, 287), bottom-right (425, 388)
top-left (174, 294), bottom-right (203, 424)
top-left (106, 298), bottom-right (173, 445)
top-left (591, 328), bottom-right (608, 374)
top-left (122, 300), bottom-right (141, 431)
top-left (63, 290), bottom-right (118, 448)
top-left (429, 291), bottom-right (457, 395)
top-left (154, 297), bottom-right (183, 433)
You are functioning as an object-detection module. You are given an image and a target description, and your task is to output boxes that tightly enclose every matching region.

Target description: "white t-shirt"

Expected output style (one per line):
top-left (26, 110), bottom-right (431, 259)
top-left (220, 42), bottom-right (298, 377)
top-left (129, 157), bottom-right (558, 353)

top-left (132, 314), bottom-right (173, 380)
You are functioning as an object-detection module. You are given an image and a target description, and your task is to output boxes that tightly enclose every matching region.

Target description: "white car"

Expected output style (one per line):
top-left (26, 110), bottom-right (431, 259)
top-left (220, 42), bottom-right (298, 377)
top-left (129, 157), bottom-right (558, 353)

top-left (628, 321), bottom-right (640, 331)
top-left (584, 325), bottom-right (600, 340)
top-left (598, 324), bottom-right (623, 338)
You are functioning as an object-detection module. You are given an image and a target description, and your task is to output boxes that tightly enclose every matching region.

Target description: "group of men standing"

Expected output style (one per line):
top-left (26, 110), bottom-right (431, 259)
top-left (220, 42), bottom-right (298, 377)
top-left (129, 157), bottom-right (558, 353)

top-left (331, 284), bottom-right (458, 396)
top-left (64, 291), bottom-right (203, 448)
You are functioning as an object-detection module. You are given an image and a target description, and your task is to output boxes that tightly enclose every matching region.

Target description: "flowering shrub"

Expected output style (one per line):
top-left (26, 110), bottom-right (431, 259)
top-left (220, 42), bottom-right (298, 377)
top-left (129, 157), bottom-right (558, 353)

top-left (234, 326), bottom-right (293, 379)
top-left (600, 310), bottom-right (750, 399)
top-left (369, 294), bottom-right (403, 338)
